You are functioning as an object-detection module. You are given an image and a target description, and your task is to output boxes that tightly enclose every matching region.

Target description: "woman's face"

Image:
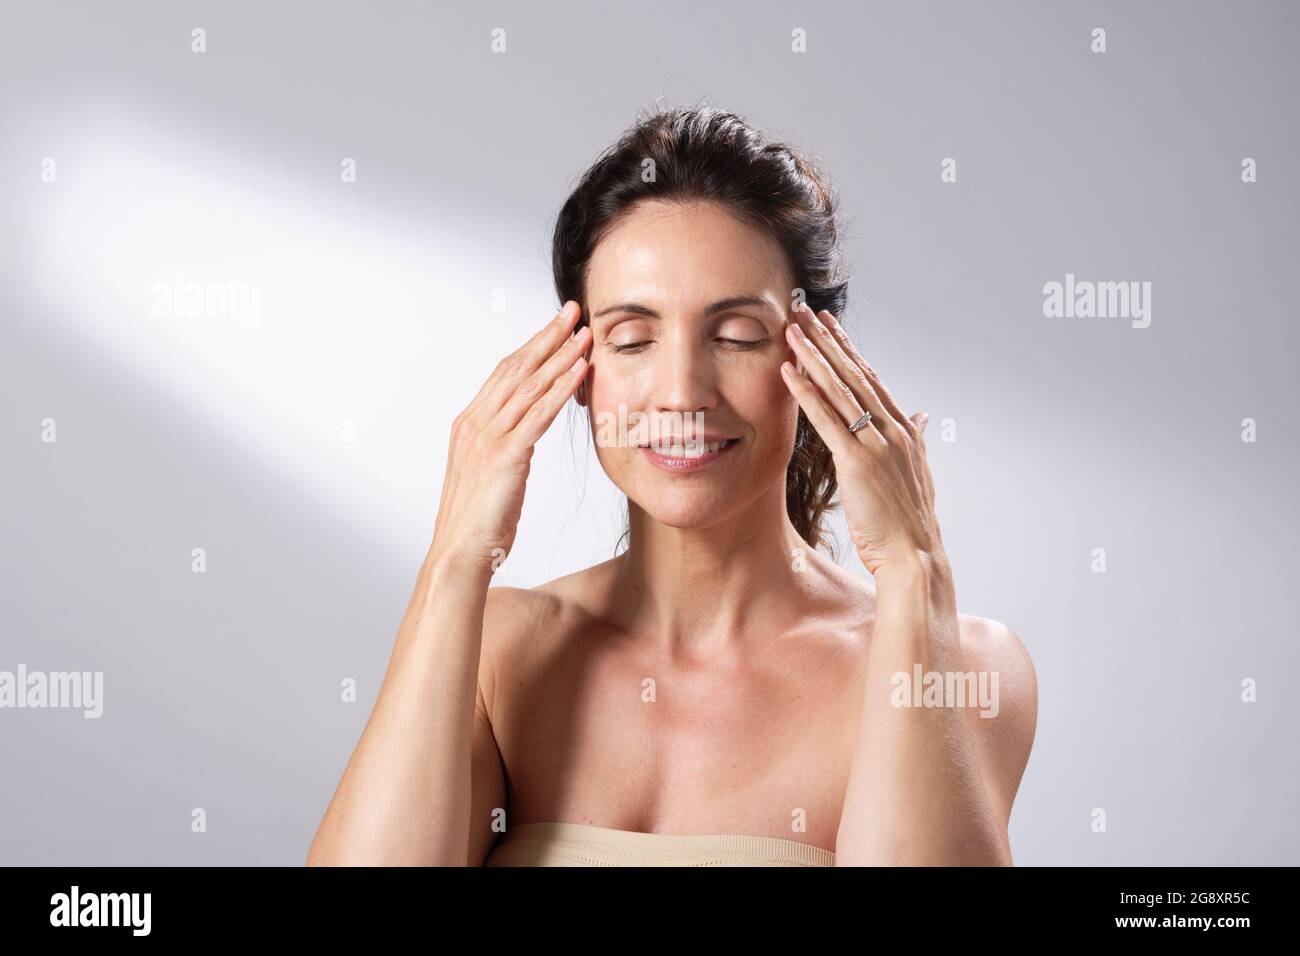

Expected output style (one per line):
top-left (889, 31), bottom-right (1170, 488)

top-left (580, 199), bottom-right (800, 531)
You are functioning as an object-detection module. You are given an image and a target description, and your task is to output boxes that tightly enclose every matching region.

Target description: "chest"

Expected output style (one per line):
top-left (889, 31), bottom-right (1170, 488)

top-left (490, 625), bottom-right (869, 851)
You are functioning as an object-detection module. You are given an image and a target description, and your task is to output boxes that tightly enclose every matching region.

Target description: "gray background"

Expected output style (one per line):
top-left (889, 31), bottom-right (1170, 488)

top-left (1, 0), bottom-right (1296, 865)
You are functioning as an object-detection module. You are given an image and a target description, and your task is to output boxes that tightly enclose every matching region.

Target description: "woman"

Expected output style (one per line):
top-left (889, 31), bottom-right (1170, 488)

top-left (307, 106), bottom-right (1037, 867)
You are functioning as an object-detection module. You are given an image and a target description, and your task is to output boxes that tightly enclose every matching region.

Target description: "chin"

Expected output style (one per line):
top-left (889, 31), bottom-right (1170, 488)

top-left (636, 492), bottom-right (734, 530)
top-left (624, 466), bottom-right (760, 531)
top-left (599, 442), bottom-right (786, 531)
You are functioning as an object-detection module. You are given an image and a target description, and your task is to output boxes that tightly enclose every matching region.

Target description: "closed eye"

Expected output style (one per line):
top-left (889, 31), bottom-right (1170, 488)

top-left (718, 337), bottom-right (767, 350)
top-left (609, 337), bottom-right (769, 354)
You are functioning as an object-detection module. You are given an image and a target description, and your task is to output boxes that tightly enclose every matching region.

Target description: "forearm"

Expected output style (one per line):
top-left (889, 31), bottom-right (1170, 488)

top-left (835, 553), bottom-right (1008, 866)
top-left (307, 550), bottom-right (489, 866)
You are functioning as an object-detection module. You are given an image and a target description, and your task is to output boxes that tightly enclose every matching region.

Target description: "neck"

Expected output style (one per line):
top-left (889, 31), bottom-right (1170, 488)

top-left (610, 478), bottom-right (815, 657)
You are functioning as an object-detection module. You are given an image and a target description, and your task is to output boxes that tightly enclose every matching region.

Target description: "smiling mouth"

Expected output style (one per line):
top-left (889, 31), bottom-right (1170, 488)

top-left (637, 437), bottom-right (741, 473)
top-left (636, 437), bottom-right (738, 458)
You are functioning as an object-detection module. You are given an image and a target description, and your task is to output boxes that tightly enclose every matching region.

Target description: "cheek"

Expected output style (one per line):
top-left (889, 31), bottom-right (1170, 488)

top-left (585, 366), bottom-right (639, 463)
top-left (586, 364), bottom-right (639, 427)
top-left (728, 365), bottom-right (799, 443)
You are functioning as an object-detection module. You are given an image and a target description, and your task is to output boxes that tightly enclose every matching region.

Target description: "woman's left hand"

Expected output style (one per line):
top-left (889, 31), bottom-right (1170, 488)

top-left (780, 302), bottom-right (946, 578)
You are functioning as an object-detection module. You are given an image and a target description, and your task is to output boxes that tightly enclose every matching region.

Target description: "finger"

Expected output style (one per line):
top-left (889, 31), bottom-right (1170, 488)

top-left (910, 411), bottom-right (935, 503)
top-left (783, 320), bottom-right (864, 426)
top-left (786, 308), bottom-right (886, 443)
top-left (491, 323), bottom-right (592, 434)
top-left (814, 307), bottom-right (913, 437)
top-left (475, 301), bottom-right (582, 416)
top-left (794, 303), bottom-right (907, 445)
top-left (509, 354), bottom-right (589, 449)
top-left (778, 360), bottom-right (860, 459)
top-left (911, 411), bottom-right (931, 451)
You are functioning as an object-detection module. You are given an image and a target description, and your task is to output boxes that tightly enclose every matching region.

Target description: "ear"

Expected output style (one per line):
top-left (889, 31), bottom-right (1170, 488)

top-left (575, 358), bottom-right (589, 407)
top-left (574, 319), bottom-right (591, 407)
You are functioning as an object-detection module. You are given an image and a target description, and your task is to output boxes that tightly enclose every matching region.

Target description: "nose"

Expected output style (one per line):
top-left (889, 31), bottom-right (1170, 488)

top-left (649, 327), bottom-right (717, 423)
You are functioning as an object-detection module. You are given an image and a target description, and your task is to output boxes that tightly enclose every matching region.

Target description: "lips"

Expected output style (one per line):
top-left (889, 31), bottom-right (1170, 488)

top-left (639, 437), bottom-right (740, 473)
top-left (636, 437), bottom-right (737, 457)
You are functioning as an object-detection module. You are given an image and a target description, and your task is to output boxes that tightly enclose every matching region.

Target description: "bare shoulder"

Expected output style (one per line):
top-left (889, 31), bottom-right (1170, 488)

top-left (957, 614), bottom-right (1036, 688)
top-left (480, 558), bottom-right (620, 714)
top-left (483, 558), bottom-right (615, 638)
top-left (483, 581), bottom-right (560, 633)
top-left (956, 613), bottom-right (1038, 825)
top-left (532, 555), bottom-right (622, 607)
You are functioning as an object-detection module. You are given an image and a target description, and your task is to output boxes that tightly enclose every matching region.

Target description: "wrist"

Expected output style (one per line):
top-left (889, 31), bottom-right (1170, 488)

top-left (873, 549), bottom-right (957, 620)
top-left (420, 545), bottom-right (496, 594)
top-left (873, 548), bottom-right (951, 587)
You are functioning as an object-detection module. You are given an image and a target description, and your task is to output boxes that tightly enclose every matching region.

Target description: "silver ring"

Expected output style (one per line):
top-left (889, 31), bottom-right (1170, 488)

top-left (847, 412), bottom-right (872, 434)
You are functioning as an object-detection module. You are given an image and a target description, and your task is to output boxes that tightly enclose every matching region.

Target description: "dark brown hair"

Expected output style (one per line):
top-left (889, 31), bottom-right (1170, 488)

top-left (552, 102), bottom-right (849, 553)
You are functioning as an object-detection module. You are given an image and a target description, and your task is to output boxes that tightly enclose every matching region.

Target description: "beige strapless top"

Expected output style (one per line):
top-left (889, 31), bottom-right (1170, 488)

top-left (484, 821), bottom-right (835, 867)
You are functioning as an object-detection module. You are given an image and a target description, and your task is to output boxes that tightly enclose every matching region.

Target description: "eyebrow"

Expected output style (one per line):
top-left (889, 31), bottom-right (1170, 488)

top-left (591, 295), bottom-right (782, 322)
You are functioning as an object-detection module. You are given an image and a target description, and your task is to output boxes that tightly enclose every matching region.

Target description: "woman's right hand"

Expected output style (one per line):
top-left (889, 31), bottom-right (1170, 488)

top-left (427, 300), bottom-right (591, 578)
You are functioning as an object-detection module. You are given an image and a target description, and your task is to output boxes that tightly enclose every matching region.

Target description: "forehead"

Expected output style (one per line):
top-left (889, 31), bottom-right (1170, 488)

top-left (585, 200), bottom-right (791, 310)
